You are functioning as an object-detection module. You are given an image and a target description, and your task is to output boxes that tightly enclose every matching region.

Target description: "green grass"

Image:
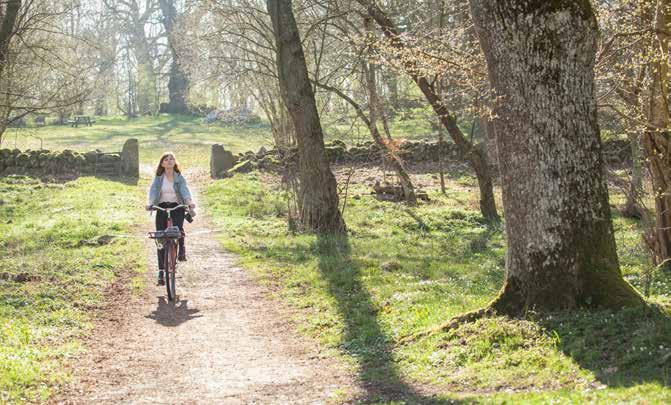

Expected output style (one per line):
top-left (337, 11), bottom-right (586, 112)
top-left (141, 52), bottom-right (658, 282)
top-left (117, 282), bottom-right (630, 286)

top-left (3, 111), bottom-right (471, 170)
top-left (204, 173), bottom-right (671, 403)
top-left (0, 175), bottom-right (146, 402)
top-left (2, 114), bottom-right (273, 167)
top-left (2, 115), bottom-right (666, 402)
top-left (322, 106), bottom-right (459, 145)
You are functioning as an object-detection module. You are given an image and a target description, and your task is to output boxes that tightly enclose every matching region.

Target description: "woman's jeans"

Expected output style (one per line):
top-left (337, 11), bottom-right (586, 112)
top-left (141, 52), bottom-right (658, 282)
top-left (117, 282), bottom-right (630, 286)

top-left (156, 202), bottom-right (185, 270)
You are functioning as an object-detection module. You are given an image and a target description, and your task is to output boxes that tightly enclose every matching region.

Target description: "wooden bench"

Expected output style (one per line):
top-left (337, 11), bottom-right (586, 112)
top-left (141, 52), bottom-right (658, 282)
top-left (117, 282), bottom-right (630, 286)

top-left (68, 115), bottom-right (96, 128)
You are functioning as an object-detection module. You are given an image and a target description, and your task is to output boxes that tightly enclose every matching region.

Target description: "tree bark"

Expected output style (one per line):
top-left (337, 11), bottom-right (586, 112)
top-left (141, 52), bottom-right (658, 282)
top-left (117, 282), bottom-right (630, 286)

top-left (355, 0), bottom-right (499, 222)
top-left (159, 0), bottom-right (189, 114)
top-left (469, 0), bottom-right (643, 313)
top-left (267, 0), bottom-right (345, 234)
top-left (0, 0), bottom-right (20, 77)
top-left (0, 0), bottom-right (20, 144)
top-left (643, 0), bottom-right (671, 267)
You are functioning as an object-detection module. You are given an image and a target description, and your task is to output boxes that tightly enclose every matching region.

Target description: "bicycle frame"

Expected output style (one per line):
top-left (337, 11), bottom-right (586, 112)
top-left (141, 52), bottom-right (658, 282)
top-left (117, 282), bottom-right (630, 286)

top-left (148, 204), bottom-right (189, 300)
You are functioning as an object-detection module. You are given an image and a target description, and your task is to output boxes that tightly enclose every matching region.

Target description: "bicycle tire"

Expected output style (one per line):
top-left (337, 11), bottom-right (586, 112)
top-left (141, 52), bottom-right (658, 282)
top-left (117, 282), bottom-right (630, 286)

top-left (168, 254), bottom-right (176, 301)
top-left (164, 241), bottom-right (177, 301)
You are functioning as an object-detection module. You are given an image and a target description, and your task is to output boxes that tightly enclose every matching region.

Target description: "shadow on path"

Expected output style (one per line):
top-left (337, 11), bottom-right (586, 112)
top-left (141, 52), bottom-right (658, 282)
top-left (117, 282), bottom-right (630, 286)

top-left (146, 297), bottom-right (202, 327)
top-left (315, 234), bottom-right (461, 404)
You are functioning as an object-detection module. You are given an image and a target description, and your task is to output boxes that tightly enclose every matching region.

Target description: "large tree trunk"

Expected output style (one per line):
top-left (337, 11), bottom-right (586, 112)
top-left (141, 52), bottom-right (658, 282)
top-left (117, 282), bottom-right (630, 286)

top-left (469, 0), bottom-right (642, 313)
top-left (267, 0), bottom-right (345, 234)
top-left (643, 0), bottom-right (671, 267)
top-left (159, 0), bottom-right (189, 114)
top-left (130, 24), bottom-right (157, 115)
top-left (355, 0), bottom-right (499, 223)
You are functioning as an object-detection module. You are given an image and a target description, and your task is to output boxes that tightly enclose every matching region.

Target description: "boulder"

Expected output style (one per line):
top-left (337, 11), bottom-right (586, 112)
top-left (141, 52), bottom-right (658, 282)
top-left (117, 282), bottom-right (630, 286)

top-left (325, 145), bottom-right (347, 163)
top-left (257, 155), bottom-right (281, 170)
top-left (325, 139), bottom-right (347, 149)
top-left (120, 138), bottom-right (139, 177)
top-left (84, 151), bottom-right (98, 164)
top-left (210, 144), bottom-right (236, 178)
top-left (227, 159), bottom-right (254, 175)
top-left (98, 153), bottom-right (120, 163)
top-left (16, 153), bottom-right (30, 167)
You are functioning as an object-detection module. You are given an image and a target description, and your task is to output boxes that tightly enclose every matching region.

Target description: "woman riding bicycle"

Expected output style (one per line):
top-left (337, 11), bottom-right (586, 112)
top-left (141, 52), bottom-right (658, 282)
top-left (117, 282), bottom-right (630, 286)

top-left (146, 152), bottom-right (195, 285)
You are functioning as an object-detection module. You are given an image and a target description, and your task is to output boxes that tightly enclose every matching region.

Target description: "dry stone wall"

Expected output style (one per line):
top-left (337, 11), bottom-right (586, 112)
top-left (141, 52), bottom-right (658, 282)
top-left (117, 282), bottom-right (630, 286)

top-left (0, 138), bottom-right (139, 178)
top-left (212, 137), bottom-right (631, 178)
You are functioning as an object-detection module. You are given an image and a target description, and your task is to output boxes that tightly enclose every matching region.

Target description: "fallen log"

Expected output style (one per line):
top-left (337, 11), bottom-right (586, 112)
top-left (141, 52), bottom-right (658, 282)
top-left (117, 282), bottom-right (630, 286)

top-left (372, 181), bottom-right (429, 202)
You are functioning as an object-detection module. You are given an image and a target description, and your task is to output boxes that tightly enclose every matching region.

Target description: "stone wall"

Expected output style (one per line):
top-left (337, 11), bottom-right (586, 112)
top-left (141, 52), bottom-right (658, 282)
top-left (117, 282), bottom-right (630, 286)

top-left (0, 138), bottom-right (139, 178)
top-left (217, 137), bottom-right (631, 176)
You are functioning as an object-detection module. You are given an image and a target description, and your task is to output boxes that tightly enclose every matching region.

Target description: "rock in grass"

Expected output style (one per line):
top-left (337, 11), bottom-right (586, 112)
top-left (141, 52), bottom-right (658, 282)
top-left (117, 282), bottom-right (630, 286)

top-left (78, 234), bottom-right (116, 247)
top-left (227, 160), bottom-right (254, 175)
top-left (210, 144), bottom-right (236, 179)
top-left (380, 260), bottom-right (402, 272)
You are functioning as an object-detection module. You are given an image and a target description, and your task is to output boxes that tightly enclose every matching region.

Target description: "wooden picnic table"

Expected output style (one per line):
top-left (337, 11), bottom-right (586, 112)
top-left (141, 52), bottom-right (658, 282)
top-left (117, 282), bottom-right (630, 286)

top-left (68, 115), bottom-right (96, 128)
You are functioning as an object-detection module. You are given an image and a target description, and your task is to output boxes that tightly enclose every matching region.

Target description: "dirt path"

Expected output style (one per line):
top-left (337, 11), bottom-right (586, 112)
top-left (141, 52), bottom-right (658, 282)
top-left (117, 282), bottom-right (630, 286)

top-left (54, 176), bottom-right (359, 404)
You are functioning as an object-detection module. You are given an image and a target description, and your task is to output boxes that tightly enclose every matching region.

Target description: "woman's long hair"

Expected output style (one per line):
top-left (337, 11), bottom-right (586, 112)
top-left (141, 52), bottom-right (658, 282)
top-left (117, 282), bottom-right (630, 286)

top-left (155, 152), bottom-right (182, 176)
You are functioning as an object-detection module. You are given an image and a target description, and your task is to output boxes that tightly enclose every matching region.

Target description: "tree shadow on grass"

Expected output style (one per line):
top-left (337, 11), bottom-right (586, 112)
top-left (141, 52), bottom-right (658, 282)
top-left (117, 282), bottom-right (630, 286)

top-left (152, 118), bottom-right (182, 140)
top-left (539, 304), bottom-right (671, 388)
top-left (315, 234), bottom-right (462, 404)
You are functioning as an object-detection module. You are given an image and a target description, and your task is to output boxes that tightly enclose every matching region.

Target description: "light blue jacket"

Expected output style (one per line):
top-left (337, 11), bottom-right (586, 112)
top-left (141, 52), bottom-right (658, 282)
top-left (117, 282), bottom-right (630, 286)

top-left (147, 172), bottom-right (192, 205)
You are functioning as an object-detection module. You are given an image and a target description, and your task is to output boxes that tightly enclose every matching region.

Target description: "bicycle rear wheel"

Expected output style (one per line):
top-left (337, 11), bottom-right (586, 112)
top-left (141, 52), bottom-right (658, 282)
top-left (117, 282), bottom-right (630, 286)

top-left (164, 241), bottom-right (177, 301)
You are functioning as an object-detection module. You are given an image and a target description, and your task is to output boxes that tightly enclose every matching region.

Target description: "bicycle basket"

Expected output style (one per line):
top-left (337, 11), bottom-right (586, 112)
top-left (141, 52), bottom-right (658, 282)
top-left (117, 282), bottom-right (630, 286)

top-left (148, 226), bottom-right (182, 239)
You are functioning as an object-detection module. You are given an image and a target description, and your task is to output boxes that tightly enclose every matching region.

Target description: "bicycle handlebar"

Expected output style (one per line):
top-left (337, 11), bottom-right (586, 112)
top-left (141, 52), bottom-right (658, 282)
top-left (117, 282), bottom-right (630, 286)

top-left (151, 204), bottom-right (190, 213)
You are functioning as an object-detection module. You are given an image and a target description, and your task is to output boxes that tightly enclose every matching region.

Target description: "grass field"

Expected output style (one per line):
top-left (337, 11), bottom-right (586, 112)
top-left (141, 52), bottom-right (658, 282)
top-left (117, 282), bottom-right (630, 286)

top-left (203, 173), bottom-right (671, 403)
top-left (0, 175), bottom-right (146, 402)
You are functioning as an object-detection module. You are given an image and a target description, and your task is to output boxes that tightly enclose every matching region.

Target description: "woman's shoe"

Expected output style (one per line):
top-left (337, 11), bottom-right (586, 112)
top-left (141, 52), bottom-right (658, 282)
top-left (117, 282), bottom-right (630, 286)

top-left (178, 254), bottom-right (187, 262)
top-left (157, 270), bottom-right (165, 285)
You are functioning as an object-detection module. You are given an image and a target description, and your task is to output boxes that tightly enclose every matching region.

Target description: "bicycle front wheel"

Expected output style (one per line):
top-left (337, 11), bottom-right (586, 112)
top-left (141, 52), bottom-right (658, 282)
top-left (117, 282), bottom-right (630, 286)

top-left (164, 241), bottom-right (177, 301)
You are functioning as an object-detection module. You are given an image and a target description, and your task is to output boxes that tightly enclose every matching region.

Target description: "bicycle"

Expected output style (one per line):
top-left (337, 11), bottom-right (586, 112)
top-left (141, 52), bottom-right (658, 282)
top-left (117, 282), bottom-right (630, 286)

top-left (148, 204), bottom-right (189, 301)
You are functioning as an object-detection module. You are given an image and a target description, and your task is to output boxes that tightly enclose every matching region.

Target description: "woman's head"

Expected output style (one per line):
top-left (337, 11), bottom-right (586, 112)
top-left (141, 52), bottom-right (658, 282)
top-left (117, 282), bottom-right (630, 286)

top-left (155, 152), bottom-right (181, 176)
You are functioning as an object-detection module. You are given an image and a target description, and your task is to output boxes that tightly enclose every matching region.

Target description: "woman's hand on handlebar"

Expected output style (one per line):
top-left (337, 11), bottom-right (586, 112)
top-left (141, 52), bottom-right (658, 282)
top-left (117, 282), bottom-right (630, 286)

top-left (145, 204), bottom-right (154, 211)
